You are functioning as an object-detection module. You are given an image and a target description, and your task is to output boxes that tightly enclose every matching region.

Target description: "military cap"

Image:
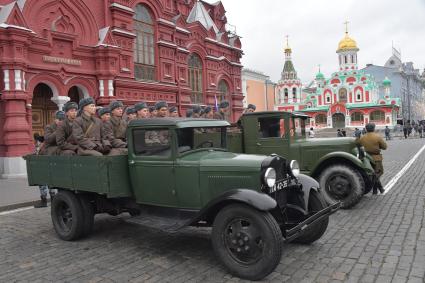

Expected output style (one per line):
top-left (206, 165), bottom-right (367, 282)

top-left (126, 107), bottom-right (137, 115)
top-left (192, 104), bottom-right (202, 114)
top-left (134, 102), bottom-right (148, 111)
top-left (97, 107), bottom-right (110, 117)
top-left (219, 100), bottom-right (230, 109)
top-left (63, 101), bottom-right (78, 113)
top-left (79, 97), bottom-right (95, 110)
top-left (365, 123), bottom-right (376, 132)
top-left (55, 110), bottom-right (65, 120)
top-left (155, 101), bottom-right (168, 110)
top-left (186, 109), bottom-right (193, 118)
top-left (109, 100), bottom-right (124, 111)
top-left (203, 106), bottom-right (212, 114)
top-left (247, 104), bottom-right (256, 111)
top-left (169, 106), bottom-right (177, 113)
top-left (149, 106), bottom-right (155, 113)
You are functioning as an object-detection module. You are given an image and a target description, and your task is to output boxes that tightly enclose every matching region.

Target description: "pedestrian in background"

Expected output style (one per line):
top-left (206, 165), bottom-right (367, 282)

top-left (308, 127), bottom-right (315, 138)
top-left (353, 128), bottom-right (362, 138)
top-left (341, 128), bottom-right (347, 137)
top-left (384, 126), bottom-right (391, 140)
top-left (337, 129), bottom-right (343, 137)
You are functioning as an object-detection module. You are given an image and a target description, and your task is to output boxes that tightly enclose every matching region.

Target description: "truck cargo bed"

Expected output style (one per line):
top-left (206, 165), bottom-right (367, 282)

top-left (25, 155), bottom-right (133, 198)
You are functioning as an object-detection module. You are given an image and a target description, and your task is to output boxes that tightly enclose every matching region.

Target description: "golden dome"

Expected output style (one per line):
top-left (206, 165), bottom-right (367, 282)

top-left (337, 32), bottom-right (358, 52)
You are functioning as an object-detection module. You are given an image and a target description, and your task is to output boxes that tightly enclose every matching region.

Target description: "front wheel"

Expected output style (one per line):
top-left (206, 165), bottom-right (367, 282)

top-left (319, 164), bottom-right (365, 209)
top-left (293, 190), bottom-right (329, 244)
top-left (211, 204), bottom-right (282, 281)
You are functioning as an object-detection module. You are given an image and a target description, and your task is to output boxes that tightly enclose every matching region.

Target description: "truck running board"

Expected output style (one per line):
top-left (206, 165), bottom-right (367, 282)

top-left (284, 201), bottom-right (340, 243)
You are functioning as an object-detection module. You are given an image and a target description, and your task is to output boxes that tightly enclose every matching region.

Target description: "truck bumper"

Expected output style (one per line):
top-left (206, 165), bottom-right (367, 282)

top-left (284, 201), bottom-right (340, 243)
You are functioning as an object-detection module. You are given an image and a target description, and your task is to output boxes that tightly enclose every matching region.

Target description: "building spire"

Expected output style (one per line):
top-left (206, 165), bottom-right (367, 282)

top-left (344, 20), bottom-right (350, 34)
top-left (284, 35), bottom-right (292, 56)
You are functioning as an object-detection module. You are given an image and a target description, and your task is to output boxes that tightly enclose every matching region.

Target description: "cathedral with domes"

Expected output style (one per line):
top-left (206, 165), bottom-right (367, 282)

top-left (276, 27), bottom-right (400, 129)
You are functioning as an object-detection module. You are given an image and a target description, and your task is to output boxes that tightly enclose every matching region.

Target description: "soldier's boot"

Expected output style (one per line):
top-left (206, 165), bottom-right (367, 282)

top-left (372, 188), bottom-right (378, 195)
top-left (378, 186), bottom-right (385, 194)
top-left (34, 196), bottom-right (48, 208)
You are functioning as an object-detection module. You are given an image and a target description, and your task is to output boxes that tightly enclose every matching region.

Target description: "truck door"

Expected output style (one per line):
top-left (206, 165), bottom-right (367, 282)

top-left (129, 128), bottom-right (177, 207)
top-left (243, 115), bottom-right (290, 157)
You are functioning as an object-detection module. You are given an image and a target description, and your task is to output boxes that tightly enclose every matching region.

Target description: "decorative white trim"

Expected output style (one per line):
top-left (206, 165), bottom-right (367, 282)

top-left (110, 3), bottom-right (134, 13)
top-left (14, 69), bottom-right (22, 90)
top-left (111, 28), bottom-right (136, 38)
top-left (0, 23), bottom-right (34, 33)
top-left (99, 80), bottom-right (104, 97)
top-left (205, 37), bottom-right (243, 51)
top-left (177, 47), bottom-right (190, 53)
top-left (157, 40), bottom-right (177, 48)
top-left (22, 71), bottom-right (26, 90)
top-left (4, 69), bottom-right (10, 90)
top-left (108, 80), bottom-right (114, 97)
top-left (158, 18), bottom-right (175, 27)
top-left (176, 26), bottom-right (190, 34)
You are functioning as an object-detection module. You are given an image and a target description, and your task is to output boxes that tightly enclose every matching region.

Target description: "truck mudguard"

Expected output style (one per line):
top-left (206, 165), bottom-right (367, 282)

top-left (310, 151), bottom-right (368, 177)
top-left (297, 174), bottom-right (319, 213)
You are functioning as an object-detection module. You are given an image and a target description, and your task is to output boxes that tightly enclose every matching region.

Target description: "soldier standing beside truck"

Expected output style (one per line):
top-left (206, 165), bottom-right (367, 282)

top-left (56, 102), bottom-right (79, 156)
top-left (357, 123), bottom-right (387, 194)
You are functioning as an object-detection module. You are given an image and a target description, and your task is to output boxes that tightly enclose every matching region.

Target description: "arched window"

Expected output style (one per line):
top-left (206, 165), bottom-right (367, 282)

top-left (134, 4), bottom-right (155, 81)
top-left (284, 88), bottom-right (288, 99)
top-left (315, 114), bottom-right (327, 125)
top-left (351, 112), bottom-right (364, 122)
top-left (370, 110), bottom-right (385, 121)
top-left (344, 56), bottom-right (348, 64)
top-left (292, 87), bottom-right (297, 99)
top-left (218, 80), bottom-right (229, 102)
top-left (188, 53), bottom-right (203, 104)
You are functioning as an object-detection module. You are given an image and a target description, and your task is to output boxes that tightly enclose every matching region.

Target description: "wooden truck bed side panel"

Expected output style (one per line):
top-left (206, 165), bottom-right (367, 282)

top-left (25, 155), bottom-right (132, 198)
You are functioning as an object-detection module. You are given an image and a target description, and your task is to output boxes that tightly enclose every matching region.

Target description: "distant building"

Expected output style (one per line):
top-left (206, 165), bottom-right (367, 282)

top-left (242, 69), bottom-right (276, 112)
top-left (363, 48), bottom-right (425, 121)
top-left (276, 27), bottom-right (400, 129)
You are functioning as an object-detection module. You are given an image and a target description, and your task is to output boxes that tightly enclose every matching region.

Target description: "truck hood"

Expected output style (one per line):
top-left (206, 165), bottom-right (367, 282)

top-left (179, 150), bottom-right (266, 171)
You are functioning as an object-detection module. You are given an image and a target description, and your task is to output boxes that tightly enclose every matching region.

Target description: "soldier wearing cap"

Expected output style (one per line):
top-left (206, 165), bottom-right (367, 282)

top-left (244, 104), bottom-right (256, 113)
top-left (135, 102), bottom-right (149, 119)
top-left (126, 106), bottom-right (137, 122)
top-left (72, 97), bottom-right (112, 156)
top-left (203, 106), bottom-right (214, 119)
top-left (98, 107), bottom-right (111, 122)
top-left (102, 101), bottom-right (128, 155)
top-left (169, 106), bottom-right (179, 117)
top-left (357, 123), bottom-right (387, 194)
top-left (213, 100), bottom-right (230, 121)
top-left (40, 110), bottom-right (65, 155)
top-left (149, 106), bottom-right (157, 118)
top-left (155, 101), bottom-right (168, 118)
top-left (192, 105), bottom-right (202, 118)
top-left (56, 102), bottom-right (79, 156)
top-left (185, 108), bottom-right (193, 118)
top-left (146, 101), bottom-right (169, 145)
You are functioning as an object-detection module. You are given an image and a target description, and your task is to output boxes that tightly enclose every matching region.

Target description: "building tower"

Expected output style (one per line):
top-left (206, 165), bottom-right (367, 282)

top-left (315, 65), bottom-right (325, 88)
top-left (336, 21), bottom-right (359, 71)
top-left (277, 36), bottom-right (302, 105)
top-left (383, 76), bottom-right (391, 98)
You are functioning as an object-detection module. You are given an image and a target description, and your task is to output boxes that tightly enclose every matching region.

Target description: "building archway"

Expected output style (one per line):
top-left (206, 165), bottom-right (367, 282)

top-left (68, 85), bottom-right (89, 103)
top-left (32, 83), bottom-right (59, 137)
top-left (332, 113), bottom-right (345, 128)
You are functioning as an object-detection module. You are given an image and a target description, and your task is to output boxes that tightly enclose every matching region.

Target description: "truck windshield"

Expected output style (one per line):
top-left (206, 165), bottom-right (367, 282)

top-left (176, 127), bottom-right (227, 153)
top-left (290, 117), bottom-right (306, 139)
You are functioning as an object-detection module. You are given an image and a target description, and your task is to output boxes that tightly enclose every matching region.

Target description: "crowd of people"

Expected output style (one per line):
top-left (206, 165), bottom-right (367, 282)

top-left (33, 98), bottom-right (257, 207)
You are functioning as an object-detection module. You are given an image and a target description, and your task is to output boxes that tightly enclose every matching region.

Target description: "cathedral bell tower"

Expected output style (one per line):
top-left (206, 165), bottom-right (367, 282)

top-left (336, 21), bottom-right (359, 71)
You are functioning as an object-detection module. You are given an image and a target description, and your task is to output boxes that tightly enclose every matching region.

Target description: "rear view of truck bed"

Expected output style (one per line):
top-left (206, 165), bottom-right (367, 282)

top-left (25, 155), bottom-right (132, 198)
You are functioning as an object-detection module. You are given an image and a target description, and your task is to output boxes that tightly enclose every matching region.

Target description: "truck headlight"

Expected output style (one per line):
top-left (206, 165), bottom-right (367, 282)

top-left (264, 168), bottom-right (276, 188)
top-left (290, 160), bottom-right (300, 177)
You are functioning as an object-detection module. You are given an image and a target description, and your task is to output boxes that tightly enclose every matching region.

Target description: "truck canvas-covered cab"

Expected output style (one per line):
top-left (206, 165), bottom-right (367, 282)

top-left (25, 118), bottom-right (339, 281)
top-left (228, 111), bottom-right (377, 208)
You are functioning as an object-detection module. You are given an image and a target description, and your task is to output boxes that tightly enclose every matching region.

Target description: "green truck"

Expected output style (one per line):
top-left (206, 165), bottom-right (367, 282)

top-left (225, 111), bottom-right (377, 208)
top-left (25, 118), bottom-right (338, 281)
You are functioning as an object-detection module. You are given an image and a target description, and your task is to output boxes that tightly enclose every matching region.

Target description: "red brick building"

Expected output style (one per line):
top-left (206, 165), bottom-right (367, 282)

top-left (0, 0), bottom-right (243, 177)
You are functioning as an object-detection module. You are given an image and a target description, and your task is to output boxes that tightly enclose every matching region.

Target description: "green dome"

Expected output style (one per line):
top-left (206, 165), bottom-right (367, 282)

top-left (316, 72), bottom-right (325, 80)
top-left (383, 77), bottom-right (391, 86)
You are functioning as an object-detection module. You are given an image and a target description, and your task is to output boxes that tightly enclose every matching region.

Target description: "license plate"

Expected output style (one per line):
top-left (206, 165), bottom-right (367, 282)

top-left (270, 179), bottom-right (288, 193)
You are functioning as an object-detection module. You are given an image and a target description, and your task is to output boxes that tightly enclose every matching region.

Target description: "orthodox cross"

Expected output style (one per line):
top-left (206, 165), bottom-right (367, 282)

top-left (344, 21), bottom-right (350, 33)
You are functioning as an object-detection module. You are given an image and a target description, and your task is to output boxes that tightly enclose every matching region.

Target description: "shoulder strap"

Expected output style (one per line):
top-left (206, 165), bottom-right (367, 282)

top-left (84, 122), bottom-right (95, 138)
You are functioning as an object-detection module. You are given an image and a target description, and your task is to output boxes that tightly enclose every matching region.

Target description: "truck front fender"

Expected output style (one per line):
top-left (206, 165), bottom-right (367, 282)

top-left (297, 174), bottom-right (319, 214)
top-left (188, 189), bottom-right (277, 225)
top-left (310, 151), bottom-right (372, 178)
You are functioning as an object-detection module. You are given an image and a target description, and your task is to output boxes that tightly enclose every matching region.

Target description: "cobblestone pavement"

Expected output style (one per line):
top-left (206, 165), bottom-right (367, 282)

top-left (1, 139), bottom-right (425, 283)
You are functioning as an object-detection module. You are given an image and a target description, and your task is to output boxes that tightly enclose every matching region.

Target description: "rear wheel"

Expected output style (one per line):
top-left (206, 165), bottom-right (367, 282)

top-left (211, 204), bottom-right (282, 281)
top-left (293, 190), bottom-right (329, 244)
top-left (51, 190), bottom-right (85, 241)
top-left (319, 164), bottom-right (365, 209)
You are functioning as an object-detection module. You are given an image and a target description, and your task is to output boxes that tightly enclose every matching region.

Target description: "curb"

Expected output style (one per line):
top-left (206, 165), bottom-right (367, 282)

top-left (0, 200), bottom-right (51, 213)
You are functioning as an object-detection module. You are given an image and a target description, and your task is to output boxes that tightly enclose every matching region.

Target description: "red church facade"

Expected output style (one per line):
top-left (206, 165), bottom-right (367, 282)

top-left (0, 0), bottom-right (243, 177)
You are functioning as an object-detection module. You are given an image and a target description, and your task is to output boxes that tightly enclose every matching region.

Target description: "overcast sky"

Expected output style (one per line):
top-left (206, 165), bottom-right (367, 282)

top-left (205, 0), bottom-right (425, 83)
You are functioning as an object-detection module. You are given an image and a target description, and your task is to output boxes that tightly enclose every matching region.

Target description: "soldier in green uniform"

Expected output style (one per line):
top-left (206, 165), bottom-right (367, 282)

top-left (40, 110), bottom-right (65, 155)
top-left (213, 100), bottom-right (230, 121)
top-left (126, 106), bottom-right (137, 122)
top-left (203, 106), bottom-right (214, 119)
top-left (135, 102), bottom-right (149, 119)
top-left (56, 101), bottom-right (79, 156)
top-left (102, 101), bottom-right (128, 155)
top-left (357, 123), bottom-right (387, 194)
top-left (98, 107), bottom-right (111, 122)
top-left (192, 105), bottom-right (202, 118)
top-left (169, 106), bottom-right (179, 117)
top-left (243, 104), bottom-right (256, 113)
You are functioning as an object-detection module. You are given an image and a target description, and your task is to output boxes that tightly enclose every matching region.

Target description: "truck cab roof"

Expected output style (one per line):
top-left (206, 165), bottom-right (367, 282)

top-left (128, 118), bottom-right (230, 128)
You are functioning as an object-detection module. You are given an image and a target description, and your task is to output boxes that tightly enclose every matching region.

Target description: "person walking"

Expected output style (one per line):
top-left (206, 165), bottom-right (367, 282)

top-left (384, 126), bottom-right (391, 141)
top-left (308, 127), bottom-right (315, 138)
top-left (357, 123), bottom-right (387, 194)
top-left (337, 129), bottom-right (343, 137)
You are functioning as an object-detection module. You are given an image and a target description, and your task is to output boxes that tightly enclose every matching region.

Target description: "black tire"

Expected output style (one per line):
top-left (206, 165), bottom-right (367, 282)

top-left (51, 190), bottom-right (85, 241)
top-left (78, 195), bottom-right (95, 237)
top-left (293, 190), bottom-right (329, 244)
top-left (211, 204), bottom-right (282, 281)
top-left (319, 164), bottom-right (365, 209)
